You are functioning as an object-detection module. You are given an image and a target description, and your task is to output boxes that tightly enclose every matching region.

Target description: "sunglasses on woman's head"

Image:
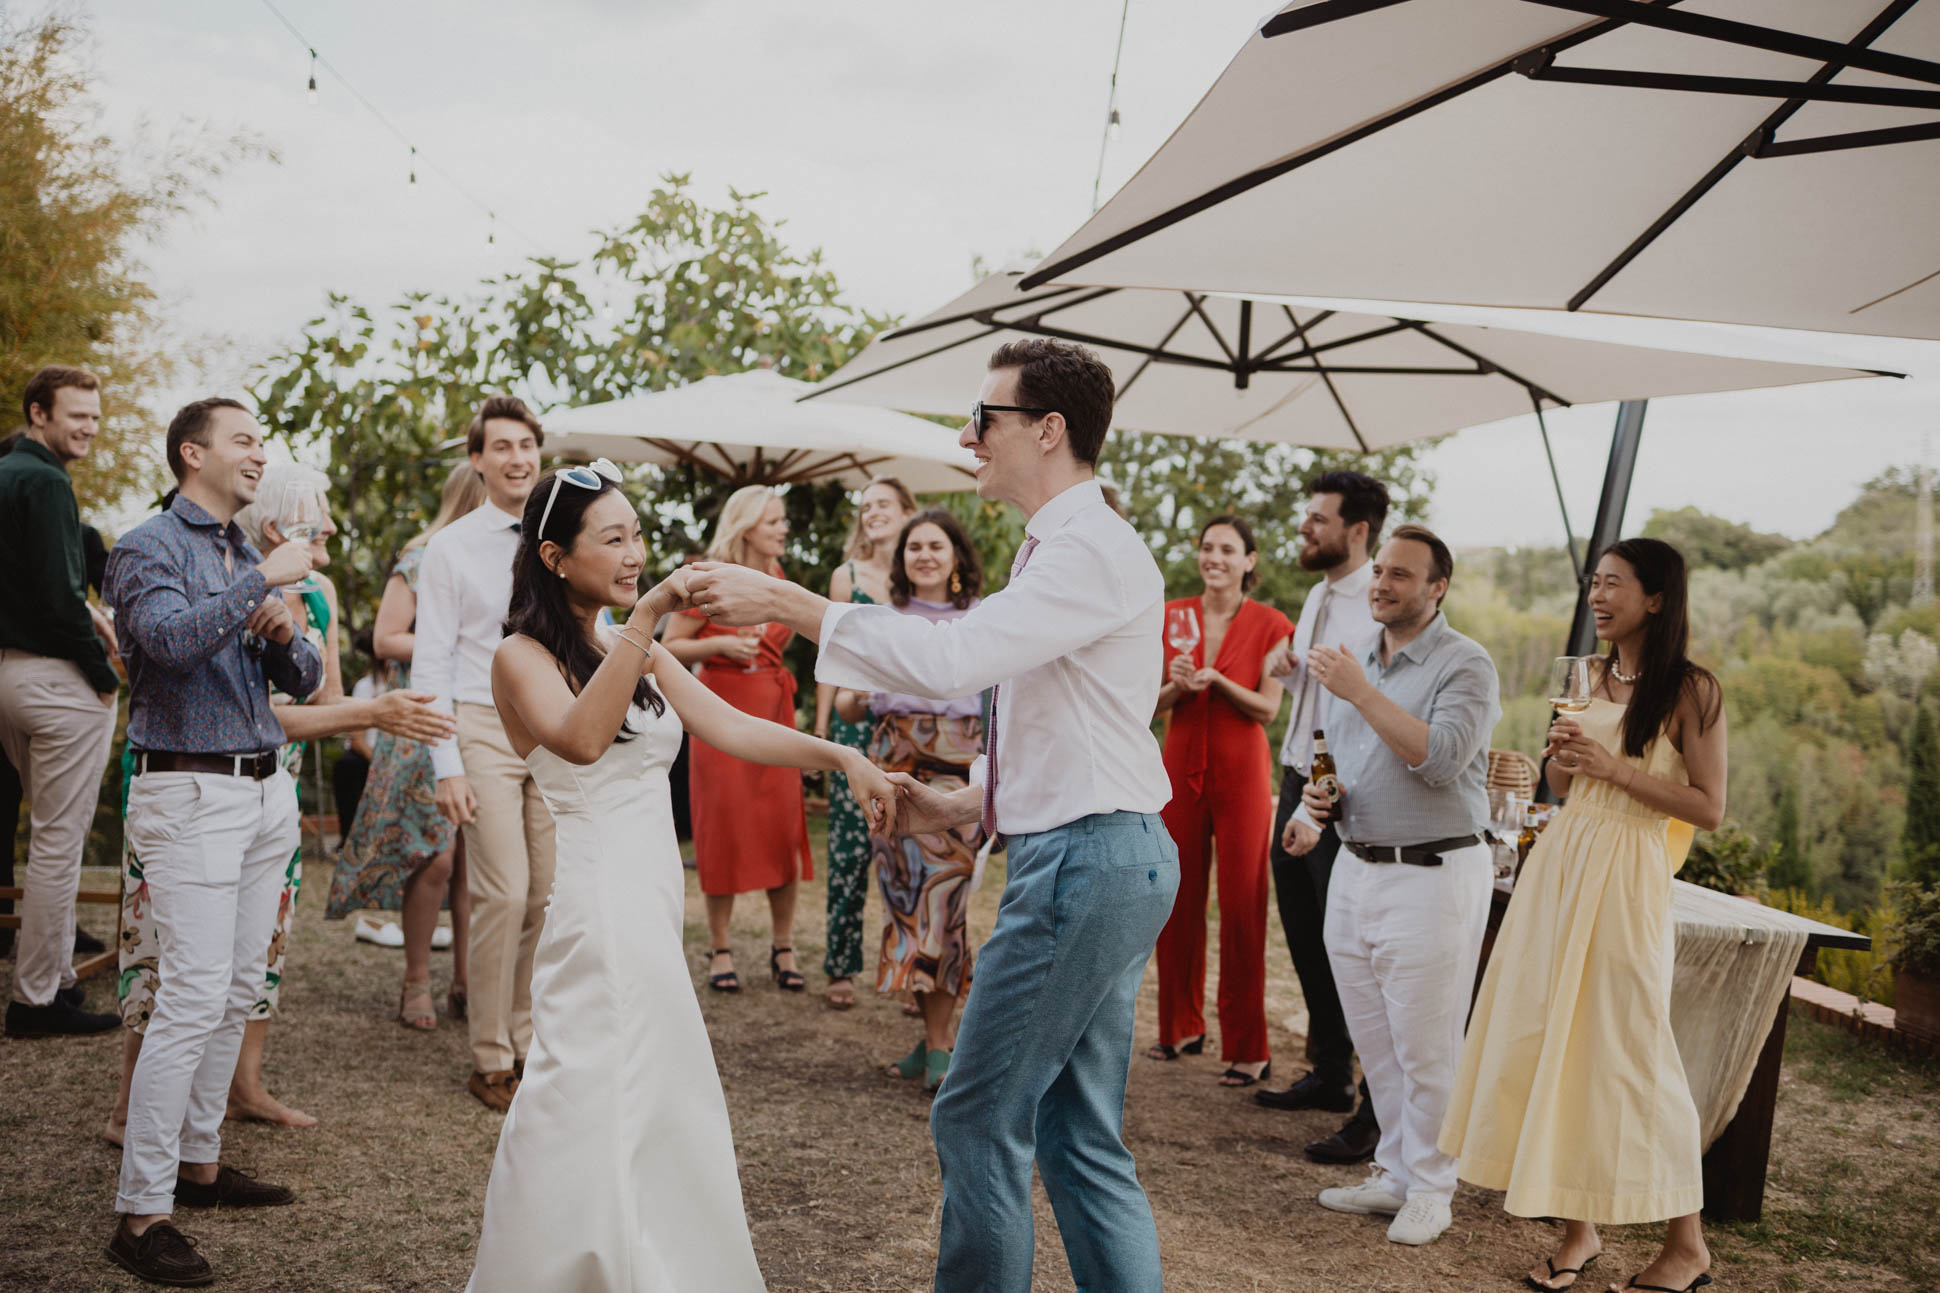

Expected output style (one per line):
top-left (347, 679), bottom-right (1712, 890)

top-left (537, 458), bottom-right (623, 541)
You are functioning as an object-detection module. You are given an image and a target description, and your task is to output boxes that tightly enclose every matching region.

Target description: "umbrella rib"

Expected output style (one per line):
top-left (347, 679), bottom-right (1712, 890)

top-left (800, 324), bottom-right (1003, 400)
top-left (1182, 294), bottom-right (1240, 366)
top-left (881, 286), bottom-right (1095, 341)
top-left (1254, 307), bottom-right (1332, 364)
top-left (1532, 393), bottom-right (1584, 582)
top-left (1755, 118), bottom-right (1940, 159)
top-left (642, 437), bottom-right (727, 478)
top-left (1521, 0), bottom-right (1940, 88)
top-left (1307, 349), bottom-right (1370, 454)
top-left (1263, 0), bottom-right (1416, 37)
top-left (1565, 0), bottom-right (1925, 311)
top-left (1405, 321), bottom-right (1575, 408)
top-left (1018, 11), bottom-right (1638, 291)
top-left (1523, 62), bottom-right (1940, 110)
top-left (1114, 298), bottom-right (1203, 400)
top-left (1010, 287), bottom-right (1124, 325)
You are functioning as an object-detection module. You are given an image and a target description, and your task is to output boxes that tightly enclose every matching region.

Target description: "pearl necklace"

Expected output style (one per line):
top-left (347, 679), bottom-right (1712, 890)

top-left (1609, 657), bottom-right (1641, 685)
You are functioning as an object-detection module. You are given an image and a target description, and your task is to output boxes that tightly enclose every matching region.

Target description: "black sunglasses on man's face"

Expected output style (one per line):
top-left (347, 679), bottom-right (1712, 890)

top-left (967, 402), bottom-right (1055, 442)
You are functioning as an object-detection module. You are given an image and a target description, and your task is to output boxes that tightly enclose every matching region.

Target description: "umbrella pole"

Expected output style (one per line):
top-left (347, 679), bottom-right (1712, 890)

top-left (1564, 399), bottom-right (1647, 659)
top-left (1533, 396), bottom-right (1583, 584)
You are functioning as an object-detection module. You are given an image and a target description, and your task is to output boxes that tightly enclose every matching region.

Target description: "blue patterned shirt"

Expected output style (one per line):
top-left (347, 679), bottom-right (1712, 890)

top-left (104, 494), bottom-right (324, 754)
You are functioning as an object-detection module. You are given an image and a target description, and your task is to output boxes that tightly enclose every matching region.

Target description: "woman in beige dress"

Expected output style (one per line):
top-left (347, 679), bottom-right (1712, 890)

top-left (1439, 538), bottom-right (1727, 1293)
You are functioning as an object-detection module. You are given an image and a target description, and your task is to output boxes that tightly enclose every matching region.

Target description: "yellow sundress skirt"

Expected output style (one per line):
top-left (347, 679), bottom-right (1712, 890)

top-left (1438, 698), bottom-right (1703, 1224)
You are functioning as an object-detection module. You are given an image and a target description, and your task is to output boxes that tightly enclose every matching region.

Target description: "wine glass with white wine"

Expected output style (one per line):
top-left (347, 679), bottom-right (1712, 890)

top-left (273, 491), bottom-right (326, 589)
top-left (1547, 655), bottom-right (1594, 715)
top-left (1165, 606), bottom-right (1201, 658)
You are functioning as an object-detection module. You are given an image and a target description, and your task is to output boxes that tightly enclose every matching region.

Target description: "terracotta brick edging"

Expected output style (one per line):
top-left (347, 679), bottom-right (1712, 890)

top-left (1788, 976), bottom-right (1938, 1063)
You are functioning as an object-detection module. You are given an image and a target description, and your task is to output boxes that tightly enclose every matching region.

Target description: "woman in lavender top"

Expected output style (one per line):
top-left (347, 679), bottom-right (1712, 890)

top-left (834, 509), bottom-right (987, 1094)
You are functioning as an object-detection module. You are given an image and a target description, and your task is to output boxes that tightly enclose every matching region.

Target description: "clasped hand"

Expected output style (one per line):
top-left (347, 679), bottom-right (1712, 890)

top-left (683, 562), bottom-right (785, 626)
top-left (1543, 716), bottom-right (1616, 781)
top-left (1167, 654), bottom-right (1218, 692)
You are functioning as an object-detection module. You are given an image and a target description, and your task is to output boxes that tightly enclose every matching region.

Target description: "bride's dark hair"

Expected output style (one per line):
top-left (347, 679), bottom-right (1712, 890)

top-left (502, 469), bottom-right (664, 731)
top-left (1596, 537), bottom-right (1717, 758)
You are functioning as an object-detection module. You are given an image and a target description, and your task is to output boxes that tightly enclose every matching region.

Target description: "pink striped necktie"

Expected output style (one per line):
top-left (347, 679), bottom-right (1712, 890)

top-left (980, 535), bottom-right (1040, 838)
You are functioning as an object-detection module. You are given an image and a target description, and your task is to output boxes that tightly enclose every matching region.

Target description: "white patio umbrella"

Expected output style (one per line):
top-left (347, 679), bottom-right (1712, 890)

top-left (1021, 0), bottom-right (1940, 340)
top-left (803, 269), bottom-right (1877, 453)
top-left (544, 369), bottom-right (977, 493)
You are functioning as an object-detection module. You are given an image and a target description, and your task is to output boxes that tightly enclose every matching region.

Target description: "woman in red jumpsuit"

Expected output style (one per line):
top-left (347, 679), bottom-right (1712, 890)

top-left (1150, 514), bottom-right (1293, 1086)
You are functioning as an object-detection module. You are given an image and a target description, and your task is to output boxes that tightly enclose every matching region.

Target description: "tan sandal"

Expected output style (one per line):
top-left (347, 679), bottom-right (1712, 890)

top-left (825, 978), bottom-right (856, 1011)
top-left (399, 979), bottom-right (437, 1031)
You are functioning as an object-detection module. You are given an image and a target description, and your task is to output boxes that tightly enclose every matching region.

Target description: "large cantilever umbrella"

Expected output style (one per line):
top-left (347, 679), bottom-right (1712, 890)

top-left (545, 369), bottom-right (978, 493)
top-left (802, 269), bottom-right (1876, 456)
top-left (1020, 0), bottom-right (1940, 341)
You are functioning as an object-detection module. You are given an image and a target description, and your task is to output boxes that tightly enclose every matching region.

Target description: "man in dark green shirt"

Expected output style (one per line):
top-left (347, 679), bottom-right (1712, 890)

top-left (0, 365), bottom-right (121, 1038)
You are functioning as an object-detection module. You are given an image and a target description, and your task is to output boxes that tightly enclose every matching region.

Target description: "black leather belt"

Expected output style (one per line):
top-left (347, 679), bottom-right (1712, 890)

top-left (1342, 834), bottom-right (1483, 868)
top-left (134, 750), bottom-right (280, 780)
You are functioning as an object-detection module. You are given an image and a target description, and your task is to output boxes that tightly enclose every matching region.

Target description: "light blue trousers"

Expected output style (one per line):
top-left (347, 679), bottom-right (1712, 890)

top-left (930, 811), bottom-right (1180, 1292)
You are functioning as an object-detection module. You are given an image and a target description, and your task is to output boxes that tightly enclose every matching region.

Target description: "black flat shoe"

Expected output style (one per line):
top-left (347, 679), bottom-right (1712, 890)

top-left (1145, 1035), bottom-right (1205, 1061)
top-left (770, 944), bottom-right (806, 992)
top-left (707, 948), bottom-right (740, 993)
top-left (1526, 1253), bottom-right (1599, 1291)
top-left (1219, 1060), bottom-right (1270, 1088)
top-left (1254, 1070), bottom-right (1357, 1112)
top-left (1305, 1116), bottom-right (1380, 1164)
top-left (1621, 1275), bottom-right (1711, 1293)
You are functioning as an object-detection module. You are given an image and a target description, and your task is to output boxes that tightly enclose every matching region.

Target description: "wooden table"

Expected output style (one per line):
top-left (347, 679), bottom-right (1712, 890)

top-left (1480, 878), bottom-right (1869, 1223)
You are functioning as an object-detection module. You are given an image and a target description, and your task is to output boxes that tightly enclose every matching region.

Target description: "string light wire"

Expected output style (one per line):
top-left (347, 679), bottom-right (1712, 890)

top-left (255, 0), bottom-right (544, 251)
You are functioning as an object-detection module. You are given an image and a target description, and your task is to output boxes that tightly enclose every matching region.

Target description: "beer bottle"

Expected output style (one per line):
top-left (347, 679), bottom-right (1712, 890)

top-left (1515, 803), bottom-right (1540, 880)
top-left (1310, 730), bottom-right (1342, 819)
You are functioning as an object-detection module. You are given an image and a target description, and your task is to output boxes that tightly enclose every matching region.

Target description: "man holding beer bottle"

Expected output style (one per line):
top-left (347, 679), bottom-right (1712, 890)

top-left (1283, 524), bottom-right (1499, 1248)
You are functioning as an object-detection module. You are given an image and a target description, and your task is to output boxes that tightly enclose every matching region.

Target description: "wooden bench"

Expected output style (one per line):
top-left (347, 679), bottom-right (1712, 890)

top-left (0, 884), bottom-right (120, 981)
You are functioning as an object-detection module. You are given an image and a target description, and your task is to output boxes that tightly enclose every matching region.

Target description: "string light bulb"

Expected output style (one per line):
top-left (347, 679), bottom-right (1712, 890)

top-left (487, 213), bottom-right (496, 245)
top-left (1107, 107), bottom-right (1122, 140)
top-left (408, 145), bottom-right (417, 185)
top-left (306, 49), bottom-right (318, 104)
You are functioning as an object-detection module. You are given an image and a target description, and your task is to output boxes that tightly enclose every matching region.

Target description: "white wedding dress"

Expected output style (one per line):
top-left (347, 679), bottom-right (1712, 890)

top-left (467, 701), bottom-right (766, 1292)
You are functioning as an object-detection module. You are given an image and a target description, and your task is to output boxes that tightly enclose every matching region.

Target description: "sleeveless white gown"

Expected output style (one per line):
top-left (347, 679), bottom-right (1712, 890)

top-left (467, 701), bottom-right (766, 1292)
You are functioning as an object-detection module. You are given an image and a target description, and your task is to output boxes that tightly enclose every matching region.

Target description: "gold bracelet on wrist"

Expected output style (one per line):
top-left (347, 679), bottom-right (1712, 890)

top-left (614, 629), bottom-right (653, 657)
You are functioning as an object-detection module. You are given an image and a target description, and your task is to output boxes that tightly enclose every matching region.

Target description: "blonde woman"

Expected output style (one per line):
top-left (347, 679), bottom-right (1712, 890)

top-left (664, 485), bottom-right (814, 992)
top-left (814, 476), bottom-right (917, 1009)
top-left (327, 462), bottom-right (488, 1029)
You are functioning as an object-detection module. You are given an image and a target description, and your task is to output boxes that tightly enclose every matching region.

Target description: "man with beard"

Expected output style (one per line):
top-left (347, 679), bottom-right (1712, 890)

top-left (1256, 471), bottom-right (1387, 1161)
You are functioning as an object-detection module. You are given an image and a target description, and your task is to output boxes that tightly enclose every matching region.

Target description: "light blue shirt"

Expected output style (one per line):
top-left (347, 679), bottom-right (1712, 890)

top-left (1305, 612), bottom-right (1499, 848)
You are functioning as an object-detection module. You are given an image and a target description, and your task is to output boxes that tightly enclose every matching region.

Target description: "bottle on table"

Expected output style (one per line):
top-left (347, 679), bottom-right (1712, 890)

top-left (1310, 730), bottom-right (1342, 820)
top-left (1515, 803), bottom-right (1540, 881)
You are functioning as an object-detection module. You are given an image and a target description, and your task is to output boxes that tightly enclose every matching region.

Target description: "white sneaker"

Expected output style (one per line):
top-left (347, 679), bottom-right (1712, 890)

top-left (353, 915), bottom-right (405, 949)
top-left (1386, 1195), bottom-right (1452, 1245)
top-left (1317, 1167), bottom-right (1405, 1217)
top-left (431, 926), bottom-right (453, 951)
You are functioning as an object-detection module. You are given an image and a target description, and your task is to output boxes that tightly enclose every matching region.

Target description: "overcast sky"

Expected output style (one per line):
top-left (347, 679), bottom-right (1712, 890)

top-left (86, 0), bottom-right (1940, 549)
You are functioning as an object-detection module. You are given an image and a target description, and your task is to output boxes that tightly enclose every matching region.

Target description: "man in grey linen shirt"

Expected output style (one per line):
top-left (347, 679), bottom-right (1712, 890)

top-left (1283, 523), bottom-right (1500, 1249)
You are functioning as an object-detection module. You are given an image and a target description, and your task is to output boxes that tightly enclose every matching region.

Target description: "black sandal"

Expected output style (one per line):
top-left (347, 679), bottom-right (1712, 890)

top-left (770, 945), bottom-right (806, 992)
top-left (707, 949), bottom-right (740, 993)
top-left (1620, 1275), bottom-right (1711, 1293)
top-left (1526, 1254), bottom-right (1600, 1291)
top-left (1219, 1060), bottom-right (1271, 1087)
top-left (1145, 1036), bottom-right (1204, 1061)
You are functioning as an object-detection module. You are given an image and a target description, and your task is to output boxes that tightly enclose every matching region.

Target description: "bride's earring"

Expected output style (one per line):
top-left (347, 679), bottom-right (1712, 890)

top-left (949, 571), bottom-right (961, 596)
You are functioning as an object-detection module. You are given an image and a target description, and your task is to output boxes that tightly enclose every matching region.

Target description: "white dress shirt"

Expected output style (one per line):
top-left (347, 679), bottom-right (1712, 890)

top-left (1273, 558), bottom-right (1379, 775)
top-left (815, 479), bottom-right (1172, 836)
top-left (413, 502), bottom-right (522, 781)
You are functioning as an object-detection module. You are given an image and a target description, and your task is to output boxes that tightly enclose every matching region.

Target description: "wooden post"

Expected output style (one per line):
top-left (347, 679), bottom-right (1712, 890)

top-left (1699, 987), bottom-right (1791, 1222)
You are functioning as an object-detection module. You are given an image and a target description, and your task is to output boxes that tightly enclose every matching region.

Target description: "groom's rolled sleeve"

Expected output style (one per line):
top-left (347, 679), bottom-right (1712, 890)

top-left (814, 534), bottom-right (1133, 700)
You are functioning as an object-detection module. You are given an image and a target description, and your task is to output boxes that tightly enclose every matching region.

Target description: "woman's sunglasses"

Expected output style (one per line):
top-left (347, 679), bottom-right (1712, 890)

top-left (537, 458), bottom-right (623, 540)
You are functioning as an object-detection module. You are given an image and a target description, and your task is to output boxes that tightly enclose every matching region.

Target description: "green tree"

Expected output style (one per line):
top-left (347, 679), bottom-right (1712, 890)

top-left (251, 177), bottom-right (895, 642)
top-left (1640, 506), bottom-right (1790, 571)
top-left (1771, 779), bottom-right (1809, 890)
top-left (0, 11), bottom-right (264, 512)
top-left (1904, 704), bottom-right (1940, 885)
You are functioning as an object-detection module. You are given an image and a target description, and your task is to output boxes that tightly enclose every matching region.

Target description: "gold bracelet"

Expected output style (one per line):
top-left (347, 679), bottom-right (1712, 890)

top-left (614, 629), bottom-right (653, 657)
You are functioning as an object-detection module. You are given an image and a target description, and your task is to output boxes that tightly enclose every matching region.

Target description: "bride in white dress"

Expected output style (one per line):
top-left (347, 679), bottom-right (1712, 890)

top-left (468, 467), bottom-right (895, 1292)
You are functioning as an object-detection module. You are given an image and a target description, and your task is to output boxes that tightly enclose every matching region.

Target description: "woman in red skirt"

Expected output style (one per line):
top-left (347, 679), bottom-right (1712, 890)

top-left (664, 485), bottom-right (814, 993)
top-left (1150, 514), bottom-right (1293, 1086)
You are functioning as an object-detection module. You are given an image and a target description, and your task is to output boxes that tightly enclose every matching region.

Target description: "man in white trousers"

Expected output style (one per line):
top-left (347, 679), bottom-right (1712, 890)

top-left (687, 338), bottom-right (1179, 1293)
top-left (1283, 523), bottom-right (1500, 1247)
top-left (102, 398), bottom-right (323, 1287)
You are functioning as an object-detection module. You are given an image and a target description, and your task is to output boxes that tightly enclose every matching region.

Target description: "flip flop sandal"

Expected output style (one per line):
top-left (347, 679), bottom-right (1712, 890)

top-left (1219, 1061), bottom-right (1272, 1087)
top-left (1621, 1276), bottom-right (1712, 1293)
top-left (1526, 1254), bottom-right (1600, 1291)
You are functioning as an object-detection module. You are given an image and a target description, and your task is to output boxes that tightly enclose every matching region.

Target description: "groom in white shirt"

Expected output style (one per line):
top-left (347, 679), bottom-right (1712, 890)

top-left (414, 396), bottom-right (557, 1112)
top-left (689, 339), bottom-right (1178, 1293)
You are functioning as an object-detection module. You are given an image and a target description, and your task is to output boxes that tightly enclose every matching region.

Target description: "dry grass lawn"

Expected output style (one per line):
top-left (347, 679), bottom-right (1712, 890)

top-left (3, 817), bottom-right (1937, 1291)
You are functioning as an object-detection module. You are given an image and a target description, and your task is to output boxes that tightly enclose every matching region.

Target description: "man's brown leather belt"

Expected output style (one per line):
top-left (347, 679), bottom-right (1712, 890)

top-left (134, 750), bottom-right (280, 780)
top-left (1342, 834), bottom-right (1483, 868)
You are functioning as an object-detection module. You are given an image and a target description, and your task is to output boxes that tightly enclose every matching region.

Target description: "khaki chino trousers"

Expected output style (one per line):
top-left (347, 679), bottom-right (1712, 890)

top-left (456, 702), bottom-right (556, 1074)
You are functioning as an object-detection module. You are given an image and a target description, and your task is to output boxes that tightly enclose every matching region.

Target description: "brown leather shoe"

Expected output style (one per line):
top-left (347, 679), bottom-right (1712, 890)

top-left (175, 1164), bottom-right (296, 1208)
top-left (104, 1217), bottom-right (215, 1287)
top-left (469, 1068), bottom-right (517, 1112)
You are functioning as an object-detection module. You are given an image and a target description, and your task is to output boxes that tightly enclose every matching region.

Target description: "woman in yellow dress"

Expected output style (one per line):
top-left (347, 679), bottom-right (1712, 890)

top-left (1438, 538), bottom-right (1727, 1293)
